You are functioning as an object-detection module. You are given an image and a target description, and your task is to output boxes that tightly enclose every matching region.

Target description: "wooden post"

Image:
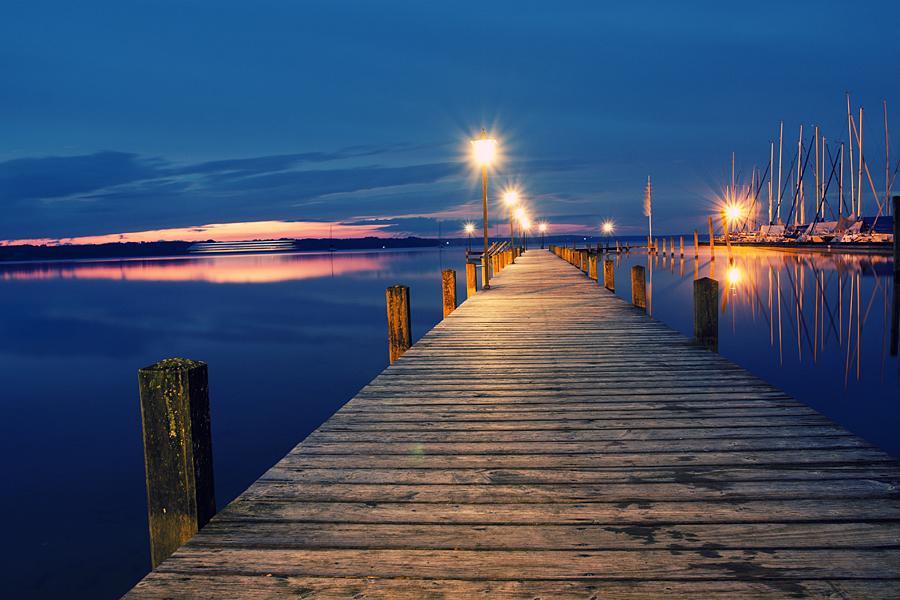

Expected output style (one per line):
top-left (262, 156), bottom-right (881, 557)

top-left (465, 262), bottom-right (477, 299)
top-left (481, 255), bottom-right (490, 289)
top-left (581, 250), bottom-right (589, 273)
top-left (441, 269), bottom-right (457, 317)
top-left (631, 265), bottom-right (646, 310)
top-left (589, 255), bottom-right (598, 281)
top-left (386, 285), bottom-right (411, 363)
top-left (694, 230), bottom-right (700, 258)
top-left (670, 238), bottom-right (675, 257)
top-left (138, 358), bottom-right (215, 569)
top-left (679, 236), bottom-right (685, 258)
top-left (708, 216), bottom-right (716, 259)
top-left (693, 277), bottom-right (719, 351)
top-left (603, 259), bottom-right (615, 291)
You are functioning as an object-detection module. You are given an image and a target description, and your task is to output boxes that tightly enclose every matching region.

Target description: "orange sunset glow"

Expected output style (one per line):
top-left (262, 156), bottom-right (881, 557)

top-left (0, 252), bottom-right (389, 284)
top-left (0, 220), bottom-right (396, 247)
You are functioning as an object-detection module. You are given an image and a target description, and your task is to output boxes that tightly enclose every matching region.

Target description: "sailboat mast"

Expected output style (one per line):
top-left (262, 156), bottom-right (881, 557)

top-left (858, 107), bottom-right (864, 216)
top-left (814, 125), bottom-right (820, 220)
top-left (847, 94), bottom-right (855, 215)
top-left (839, 142), bottom-right (844, 217)
top-left (768, 142), bottom-right (774, 225)
top-left (797, 124), bottom-right (803, 225)
top-left (777, 121), bottom-right (784, 224)
top-left (884, 99), bottom-right (890, 215)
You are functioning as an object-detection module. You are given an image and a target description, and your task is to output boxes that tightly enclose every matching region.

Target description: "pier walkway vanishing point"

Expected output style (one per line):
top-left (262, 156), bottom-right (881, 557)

top-left (128, 250), bottom-right (900, 598)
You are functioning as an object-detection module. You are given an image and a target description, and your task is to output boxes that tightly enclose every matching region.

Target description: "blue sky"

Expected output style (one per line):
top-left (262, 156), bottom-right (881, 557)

top-left (2, 0), bottom-right (898, 242)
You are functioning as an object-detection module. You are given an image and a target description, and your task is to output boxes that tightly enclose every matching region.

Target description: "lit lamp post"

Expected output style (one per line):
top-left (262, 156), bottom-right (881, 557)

top-left (520, 217), bottom-right (531, 250)
top-left (503, 190), bottom-right (519, 248)
top-left (464, 222), bottom-right (475, 253)
top-left (514, 206), bottom-right (526, 247)
top-left (538, 222), bottom-right (548, 249)
top-left (601, 220), bottom-right (615, 252)
top-left (471, 129), bottom-right (497, 289)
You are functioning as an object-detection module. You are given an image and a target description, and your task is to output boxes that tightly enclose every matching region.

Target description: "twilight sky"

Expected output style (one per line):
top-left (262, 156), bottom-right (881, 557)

top-left (2, 1), bottom-right (899, 243)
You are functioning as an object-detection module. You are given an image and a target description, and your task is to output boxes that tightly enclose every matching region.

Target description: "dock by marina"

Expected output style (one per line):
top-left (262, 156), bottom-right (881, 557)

top-left (127, 249), bottom-right (900, 598)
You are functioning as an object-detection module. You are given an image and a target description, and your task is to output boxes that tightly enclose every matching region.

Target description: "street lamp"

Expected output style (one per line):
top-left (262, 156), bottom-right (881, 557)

top-left (471, 129), bottom-right (497, 289)
top-left (601, 220), bottom-right (615, 251)
top-left (503, 189), bottom-right (519, 248)
top-left (538, 222), bottom-right (548, 249)
top-left (464, 222), bottom-right (475, 253)
top-left (520, 217), bottom-right (531, 250)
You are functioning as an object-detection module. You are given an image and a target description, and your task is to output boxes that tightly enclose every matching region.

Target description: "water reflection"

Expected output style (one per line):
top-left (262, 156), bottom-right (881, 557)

top-left (0, 252), bottom-right (388, 284)
top-left (620, 246), bottom-right (897, 388)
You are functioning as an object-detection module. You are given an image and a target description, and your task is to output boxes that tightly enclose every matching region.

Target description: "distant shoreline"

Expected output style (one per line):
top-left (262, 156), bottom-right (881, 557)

top-left (0, 237), bottom-right (443, 263)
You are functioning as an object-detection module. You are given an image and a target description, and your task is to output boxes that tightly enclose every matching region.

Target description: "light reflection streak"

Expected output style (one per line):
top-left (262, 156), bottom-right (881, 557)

top-left (0, 252), bottom-right (388, 284)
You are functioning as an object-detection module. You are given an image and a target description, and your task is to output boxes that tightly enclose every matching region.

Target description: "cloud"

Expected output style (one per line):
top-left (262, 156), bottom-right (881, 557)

top-left (0, 151), bottom-right (163, 202)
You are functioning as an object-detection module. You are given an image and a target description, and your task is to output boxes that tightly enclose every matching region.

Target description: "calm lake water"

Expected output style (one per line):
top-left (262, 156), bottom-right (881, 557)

top-left (1, 243), bottom-right (897, 598)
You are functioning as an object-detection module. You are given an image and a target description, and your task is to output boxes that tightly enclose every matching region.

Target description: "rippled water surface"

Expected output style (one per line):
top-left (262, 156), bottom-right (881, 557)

top-left (0, 244), bottom-right (896, 598)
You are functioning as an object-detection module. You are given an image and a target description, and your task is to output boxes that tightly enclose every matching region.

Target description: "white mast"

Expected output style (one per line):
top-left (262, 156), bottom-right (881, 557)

top-left (847, 94), bottom-right (855, 216)
top-left (857, 107), bottom-right (864, 216)
top-left (768, 141), bottom-right (774, 225)
top-left (814, 125), bottom-right (820, 221)
top-left (797, 124), bottom-right (803, 225)
top-left (884, 99), bottom-right (890, 215)
top-left (839, 142), bottom-right (844, 217)
top-left (777, 121), bottom-right (784, 224)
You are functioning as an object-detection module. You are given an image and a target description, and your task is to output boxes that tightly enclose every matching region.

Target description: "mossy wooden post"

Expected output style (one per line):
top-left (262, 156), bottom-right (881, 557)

top-left (603, 259), bottom-right (615, 291)
top-left (631, 265), bottom-right (647, 310)
top-left (465, 262), bottom-right (477, 299)
top-left (138, 358), bottom-right (215, 569)
top-left (708, 216), bottom-right (716, 259)
top-left (693, 277), bottom-right (718, 351)
top-left (441, 269), bottom-right (457, 317)
top-left (386, 285), bottom-right (411, 363)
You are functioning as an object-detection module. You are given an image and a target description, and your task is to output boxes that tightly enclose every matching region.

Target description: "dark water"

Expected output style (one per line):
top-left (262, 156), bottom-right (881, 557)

top-left (0, 244), bottom-right (896, 598)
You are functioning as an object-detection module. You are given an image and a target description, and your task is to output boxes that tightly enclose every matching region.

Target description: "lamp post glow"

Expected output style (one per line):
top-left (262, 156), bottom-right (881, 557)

top-left (520, 217), bottom-right (531, 250)
top-left (471, 129), bottom-right (497, 289)
top-left (602, 220), bottom-right (615, 252)
top-left (464, 222), bottom-right (475, 253)
top-left (503, 190), bottom-right (519, 248)
top-left (538, 222), bottom-right (548, 249)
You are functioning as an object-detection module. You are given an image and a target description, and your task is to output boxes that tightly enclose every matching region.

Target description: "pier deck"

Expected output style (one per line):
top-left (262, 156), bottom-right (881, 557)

top-left (128, 250), bottom-right (900, 598)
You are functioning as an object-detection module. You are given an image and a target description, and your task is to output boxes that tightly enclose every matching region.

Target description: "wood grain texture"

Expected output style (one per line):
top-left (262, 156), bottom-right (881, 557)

top-left (127, 250), bottom-right (900, 598)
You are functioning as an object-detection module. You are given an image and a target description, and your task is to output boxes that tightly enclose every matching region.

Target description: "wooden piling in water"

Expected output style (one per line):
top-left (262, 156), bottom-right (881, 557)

top-left (679, 236), bottom-right (684, 258)
top-left (441, 269), bottom-right (457, 317)
top-left (465, 263), bottom-right (476, 299)
top-left (694, 230), bottom-right (699, 258)
top-left (138, 358), bottom-right (215, 569)
top-left (631, 265), bottom-right (646, 310)
top-left (708, 216), bottom-right (715, 259)
top-left (386, 285), bottom-right (411, 364)
top-left (588, 254), bottom-right (598, 281)
top-left (693, 277), bottom-right (718, 352)
top-left (603, 259), bottom-right (615, 292)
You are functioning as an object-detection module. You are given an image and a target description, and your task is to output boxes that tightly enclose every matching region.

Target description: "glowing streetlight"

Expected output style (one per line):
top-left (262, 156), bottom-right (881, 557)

top-left (464, 222), bottom-right (475, 252)
top-left (601, 219), bottom-right (615, 252)
top-left (724, 203), bottom-right (744, 224)
top-left (520, 217), bottom-right (532, 250)
top-left (471, 129), bottom-right (497, 289)
top-left (503, 189), bottom-right (520, 247)
top-left (538, 222), bottom-right (548, 249)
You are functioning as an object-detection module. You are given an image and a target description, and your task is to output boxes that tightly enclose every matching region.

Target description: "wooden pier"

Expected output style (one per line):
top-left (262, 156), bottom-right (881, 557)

top-left (128, 250), bottom-right (900, 598)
